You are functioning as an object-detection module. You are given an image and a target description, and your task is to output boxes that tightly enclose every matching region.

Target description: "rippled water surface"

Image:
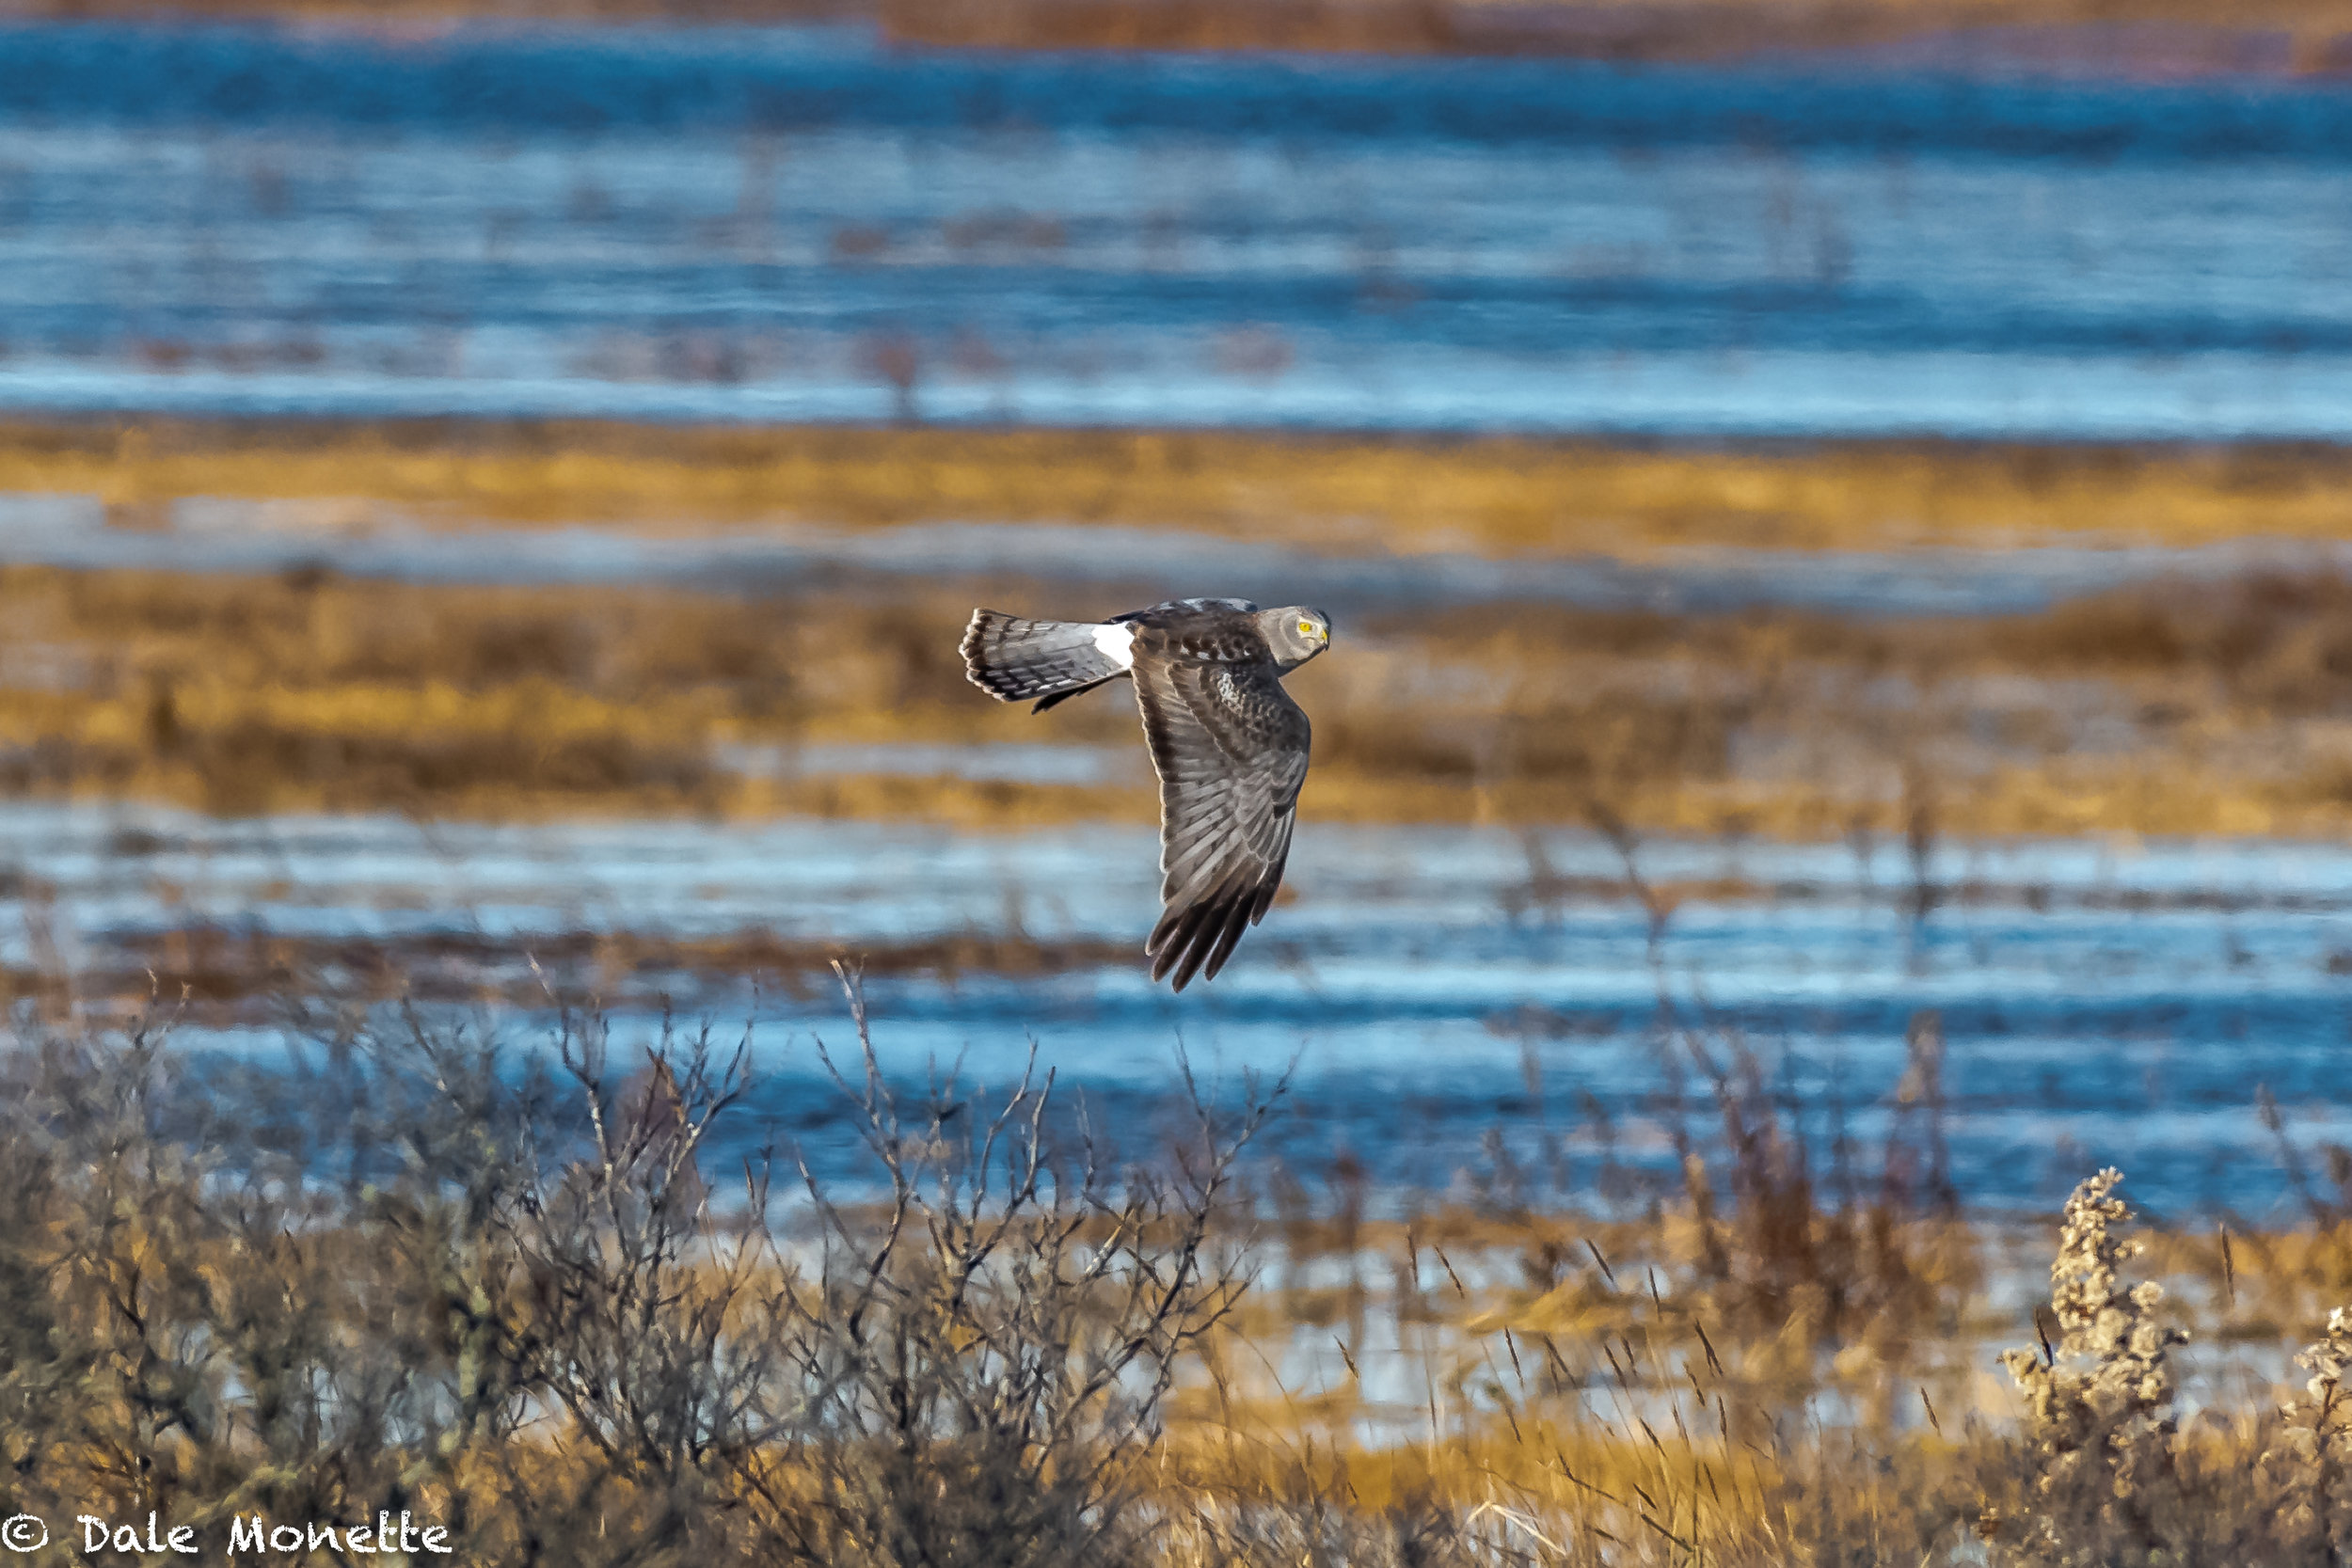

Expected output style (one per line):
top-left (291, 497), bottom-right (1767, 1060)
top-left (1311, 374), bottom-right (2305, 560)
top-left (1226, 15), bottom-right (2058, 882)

top-left (4, 23), bottom-right (2352, 435)
top-left (15, 801), bottom-right (2352, 1215)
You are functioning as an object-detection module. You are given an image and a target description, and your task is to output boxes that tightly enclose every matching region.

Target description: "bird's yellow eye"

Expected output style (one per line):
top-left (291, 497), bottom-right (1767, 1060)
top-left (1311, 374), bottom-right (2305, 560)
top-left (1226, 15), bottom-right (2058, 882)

top-left (1298, 619), bottom-right (1317, 637)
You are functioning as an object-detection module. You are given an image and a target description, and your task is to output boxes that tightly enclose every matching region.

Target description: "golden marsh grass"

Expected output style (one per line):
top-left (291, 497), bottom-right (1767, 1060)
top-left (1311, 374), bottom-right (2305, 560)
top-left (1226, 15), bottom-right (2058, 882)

top-left (16, 419), bottom-right (2352, 557)
top-left (8, 554), bottom-right (2352, 838)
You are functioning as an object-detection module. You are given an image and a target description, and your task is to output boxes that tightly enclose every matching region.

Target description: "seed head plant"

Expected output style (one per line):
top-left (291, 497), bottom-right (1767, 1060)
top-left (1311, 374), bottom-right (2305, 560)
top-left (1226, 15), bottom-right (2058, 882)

top-left (2258, 1304), bottom-right (2352, 1558)
top-left (1995, 1168), bottom-right (2187, 1564)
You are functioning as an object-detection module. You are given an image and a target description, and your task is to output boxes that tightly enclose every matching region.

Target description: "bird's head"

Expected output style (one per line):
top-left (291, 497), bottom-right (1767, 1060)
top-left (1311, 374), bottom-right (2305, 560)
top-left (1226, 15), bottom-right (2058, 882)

top-left (1263, 606), bottom-right (1334, 671)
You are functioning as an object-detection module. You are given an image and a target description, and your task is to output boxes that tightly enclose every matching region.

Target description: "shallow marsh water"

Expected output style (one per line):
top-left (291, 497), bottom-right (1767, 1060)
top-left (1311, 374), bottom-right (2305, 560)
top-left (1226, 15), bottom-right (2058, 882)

top-left (2, 23), bottom-right (2351, 436)
top-left (12, 800), bottom-right (2352, 1216)
top-left (10, 489), bottom-right (2352, 616)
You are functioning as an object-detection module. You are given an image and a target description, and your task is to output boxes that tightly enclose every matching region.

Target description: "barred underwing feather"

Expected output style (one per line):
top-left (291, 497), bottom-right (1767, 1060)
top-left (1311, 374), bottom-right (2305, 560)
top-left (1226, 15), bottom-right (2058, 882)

top-left (1131, 637), bottom-right (1311, 991)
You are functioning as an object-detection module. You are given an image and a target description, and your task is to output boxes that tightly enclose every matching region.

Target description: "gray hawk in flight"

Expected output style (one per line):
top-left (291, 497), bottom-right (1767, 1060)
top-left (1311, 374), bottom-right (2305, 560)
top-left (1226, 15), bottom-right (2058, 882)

top-left (960, 597), bottom-right (1332, 991)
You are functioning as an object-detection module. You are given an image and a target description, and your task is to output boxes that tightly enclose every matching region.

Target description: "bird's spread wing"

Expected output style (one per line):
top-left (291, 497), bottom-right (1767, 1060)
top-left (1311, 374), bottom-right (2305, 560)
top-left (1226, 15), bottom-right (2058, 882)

top-left (1132, 652), bottom-right (1311, 990)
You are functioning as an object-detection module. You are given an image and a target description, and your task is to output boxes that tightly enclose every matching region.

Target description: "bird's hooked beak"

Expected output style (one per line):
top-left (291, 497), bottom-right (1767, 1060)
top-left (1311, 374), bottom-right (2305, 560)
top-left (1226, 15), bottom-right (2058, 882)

top-left (1277, 608), bottom-right (1333, 668)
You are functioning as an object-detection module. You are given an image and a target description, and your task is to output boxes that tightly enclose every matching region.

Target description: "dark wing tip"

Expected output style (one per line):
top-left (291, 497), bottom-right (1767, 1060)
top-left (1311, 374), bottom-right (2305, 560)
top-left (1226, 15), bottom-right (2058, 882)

top-left (1030, 683), bottom-right (1097, 713)
top-left (960, 608), bottom-right (1041, 704)
top-left (1197, 897), bottom-right (1255, 984)
top-left (1146, 871), bottom-right (1263, 992)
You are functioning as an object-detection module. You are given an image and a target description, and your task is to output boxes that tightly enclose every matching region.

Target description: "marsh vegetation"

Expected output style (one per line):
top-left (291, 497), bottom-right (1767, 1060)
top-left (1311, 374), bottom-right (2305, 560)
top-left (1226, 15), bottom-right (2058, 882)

top-left (12, 540), bottom-right (2352, 839)
top-left (11, 968), bottom-right (2352, 1566)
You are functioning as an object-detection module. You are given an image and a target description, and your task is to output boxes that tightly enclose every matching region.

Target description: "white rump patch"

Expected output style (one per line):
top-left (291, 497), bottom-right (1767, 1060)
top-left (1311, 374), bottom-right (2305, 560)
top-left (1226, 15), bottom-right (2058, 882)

top-left (1092, 623), bottom-right (1136, 669)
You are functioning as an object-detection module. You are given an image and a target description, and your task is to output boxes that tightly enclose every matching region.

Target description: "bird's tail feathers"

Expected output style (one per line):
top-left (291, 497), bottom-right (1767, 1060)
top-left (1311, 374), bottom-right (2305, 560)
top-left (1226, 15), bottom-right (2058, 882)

top-left (961, 610), bottom-right (1129, 708)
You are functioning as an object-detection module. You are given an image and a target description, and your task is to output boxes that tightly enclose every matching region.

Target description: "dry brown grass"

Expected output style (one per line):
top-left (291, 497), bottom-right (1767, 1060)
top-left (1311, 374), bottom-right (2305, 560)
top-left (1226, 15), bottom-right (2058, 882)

top-left (883, 0), bottom-right (2352, 67)
top-left (0, 921), bottom-right (1140, 1019)
top-left (10, 556), bottom-right (2352, 839)
top-left (19, 420), bottom-right (2352, 558)
top-left (10, 980), bottom-right (2352, 1566)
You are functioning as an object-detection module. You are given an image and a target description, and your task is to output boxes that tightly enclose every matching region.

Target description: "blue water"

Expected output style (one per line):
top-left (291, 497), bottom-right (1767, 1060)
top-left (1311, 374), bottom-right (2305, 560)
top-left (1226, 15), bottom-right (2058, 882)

top-left (9, 491), bottom-right (2352, 615)
top-left (17, 801), bottom-right (2352, 1217)
top-left (2, 22), bottom-right (2350, 435)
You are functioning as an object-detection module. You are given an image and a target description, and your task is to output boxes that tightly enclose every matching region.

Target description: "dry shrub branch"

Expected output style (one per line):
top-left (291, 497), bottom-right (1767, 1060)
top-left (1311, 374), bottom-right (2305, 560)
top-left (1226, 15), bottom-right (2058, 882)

top-left (734, 966), bottom-right (1277, 1567)
top-left (14, 982), bottom-right (2352, 1563)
